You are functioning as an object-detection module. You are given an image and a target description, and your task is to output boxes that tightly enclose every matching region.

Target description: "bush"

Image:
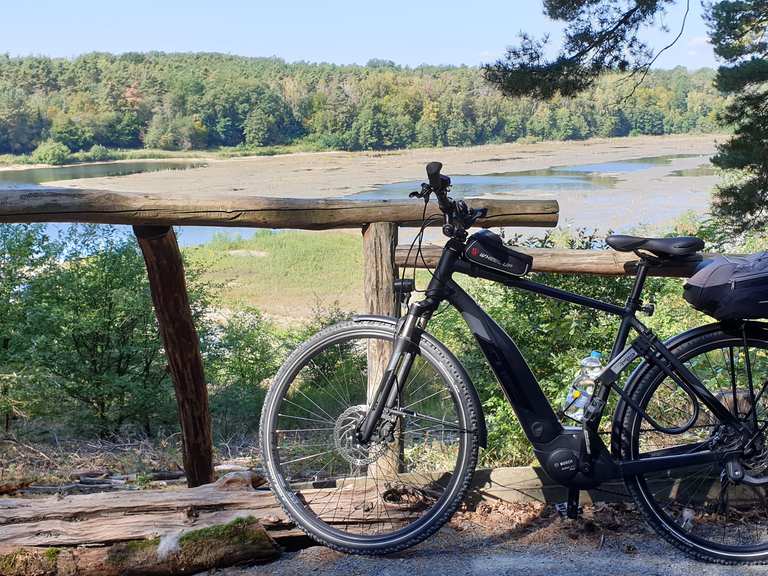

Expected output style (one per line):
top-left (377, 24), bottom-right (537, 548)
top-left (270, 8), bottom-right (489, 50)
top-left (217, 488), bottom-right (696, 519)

top-left (81, 143), bottom-right (114, 162)
top-left (31, 140), bottom-right (72, 165)
top-left (207, 309), bottom-right (281, 438)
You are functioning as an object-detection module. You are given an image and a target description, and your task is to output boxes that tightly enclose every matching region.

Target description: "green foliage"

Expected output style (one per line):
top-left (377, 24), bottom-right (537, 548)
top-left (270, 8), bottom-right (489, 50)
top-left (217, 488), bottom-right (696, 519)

top-left (77, 144), bottom-right (115, 162)
top-left (483, 1), bottom-right (675, 99)
top-left (50, 115), bottom-right (94, 152)
top-left (207, 308), bottom-right (279, 438)
top-left (22, 226), bottom-right (178, 436)
top-left (0, 224), bottom-right (57, 431)
top-left (31, 140), bottom-right (71, 165)
top-left (707, 1), bottom-right (768, 232)
top-left (144, 112), bottom-right (208, 151)
top-left (0, 53), bottom-right (723, 156)
top-left (0, 84), bottom-right (47, 154)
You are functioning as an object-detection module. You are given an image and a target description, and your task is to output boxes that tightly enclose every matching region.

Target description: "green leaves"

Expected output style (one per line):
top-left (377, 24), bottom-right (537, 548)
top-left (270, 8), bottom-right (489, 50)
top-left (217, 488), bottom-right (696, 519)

top-left (0, 53), bottom-right (724, 157)
top-left (483, 1), bottom-right (675, 99)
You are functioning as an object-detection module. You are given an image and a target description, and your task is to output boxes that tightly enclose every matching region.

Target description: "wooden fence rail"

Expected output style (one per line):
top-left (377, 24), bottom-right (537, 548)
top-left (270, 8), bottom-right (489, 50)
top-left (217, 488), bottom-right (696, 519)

top-left (0, 185), bottom-right (558, 228)
top-left (395, 244), bottom-right (715, 278)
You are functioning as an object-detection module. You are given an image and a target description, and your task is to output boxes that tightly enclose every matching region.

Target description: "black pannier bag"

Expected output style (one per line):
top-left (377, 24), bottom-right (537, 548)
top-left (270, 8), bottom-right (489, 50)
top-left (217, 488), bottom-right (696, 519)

top-left (683, 252), bottom-right (768, 320)
top-left (464, 230), bottom-right (532, 277)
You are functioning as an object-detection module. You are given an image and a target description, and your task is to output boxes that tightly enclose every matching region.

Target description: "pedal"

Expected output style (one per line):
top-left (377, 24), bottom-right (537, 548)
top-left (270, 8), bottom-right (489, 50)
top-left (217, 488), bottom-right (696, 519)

top-left (556, 487), bottom-right (581, 519)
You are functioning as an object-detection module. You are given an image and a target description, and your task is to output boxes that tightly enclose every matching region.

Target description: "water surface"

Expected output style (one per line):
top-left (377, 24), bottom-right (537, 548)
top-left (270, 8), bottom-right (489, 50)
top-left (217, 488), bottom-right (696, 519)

top-left (0, 160), bottom-right (206, 184)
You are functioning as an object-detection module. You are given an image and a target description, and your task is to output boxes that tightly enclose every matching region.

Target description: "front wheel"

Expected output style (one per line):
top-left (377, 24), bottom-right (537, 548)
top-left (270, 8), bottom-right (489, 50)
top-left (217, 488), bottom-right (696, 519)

top-left (259, 318), bottom-right (481, 554)
top-left (616, 322), bottom-right (768, 564)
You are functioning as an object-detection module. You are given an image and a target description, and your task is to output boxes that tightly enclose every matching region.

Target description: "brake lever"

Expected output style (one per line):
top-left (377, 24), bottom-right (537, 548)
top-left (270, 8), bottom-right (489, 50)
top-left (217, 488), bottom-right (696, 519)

top-left (409, 183), bottom-right (432, 200)
top-left (464, 207), bottom-right (488, 227)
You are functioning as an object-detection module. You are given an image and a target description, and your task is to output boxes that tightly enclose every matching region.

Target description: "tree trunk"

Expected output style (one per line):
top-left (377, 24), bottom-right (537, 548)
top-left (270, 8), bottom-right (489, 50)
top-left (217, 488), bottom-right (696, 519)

top-left (133, 225), bottom-right (213, 487)
top-left (2, 337), bottom-right (11, 433)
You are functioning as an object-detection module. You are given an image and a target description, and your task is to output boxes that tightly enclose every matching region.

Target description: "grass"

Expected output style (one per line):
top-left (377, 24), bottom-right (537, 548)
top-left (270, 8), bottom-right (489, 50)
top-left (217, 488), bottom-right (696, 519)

top-left (185, 228), bottom-right (436, 322)
top-left (0, 140), bottom-right (335, 167)
top-left (186, 230), bottom-right (366, 320)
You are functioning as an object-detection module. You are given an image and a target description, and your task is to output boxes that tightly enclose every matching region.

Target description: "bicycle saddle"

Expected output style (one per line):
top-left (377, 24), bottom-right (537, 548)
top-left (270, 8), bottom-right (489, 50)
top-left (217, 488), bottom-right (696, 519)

top-left (606, 234), bottom-right (704, 258)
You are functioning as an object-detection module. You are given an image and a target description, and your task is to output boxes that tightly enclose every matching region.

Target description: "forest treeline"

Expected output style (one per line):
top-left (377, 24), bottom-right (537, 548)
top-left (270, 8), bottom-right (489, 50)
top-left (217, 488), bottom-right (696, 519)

top-left (0, 53), bottom-right (724, 157)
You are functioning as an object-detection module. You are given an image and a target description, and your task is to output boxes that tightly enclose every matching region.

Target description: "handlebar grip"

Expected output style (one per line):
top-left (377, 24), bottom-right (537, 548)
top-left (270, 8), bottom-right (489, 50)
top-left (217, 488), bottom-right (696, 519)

top-left (426, 162), bottom-right (443, 190)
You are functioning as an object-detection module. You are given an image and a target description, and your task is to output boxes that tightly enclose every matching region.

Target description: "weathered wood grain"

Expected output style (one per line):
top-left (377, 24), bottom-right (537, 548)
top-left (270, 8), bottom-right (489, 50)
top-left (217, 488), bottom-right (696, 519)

top-left (362, 222), bottom-right (402, 477)
top-left (0, 185), bottom-right (558, 228)
top-left (396, 244), bottom-right (714, 278)
top-left (134, 225), bottom-right (213, 487)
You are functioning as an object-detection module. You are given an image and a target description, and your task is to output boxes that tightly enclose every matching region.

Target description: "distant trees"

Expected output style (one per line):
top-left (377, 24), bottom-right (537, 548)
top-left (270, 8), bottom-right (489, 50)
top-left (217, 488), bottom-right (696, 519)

top-left (482, 0), bottom-right (768, 232)
top-left (0, 53), bottom-right (724, 156)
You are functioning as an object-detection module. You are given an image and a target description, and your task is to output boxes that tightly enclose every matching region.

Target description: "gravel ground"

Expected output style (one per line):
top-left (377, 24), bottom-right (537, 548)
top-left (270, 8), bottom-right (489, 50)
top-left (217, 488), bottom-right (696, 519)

top-left (210, 503), bottom-right (768, 576)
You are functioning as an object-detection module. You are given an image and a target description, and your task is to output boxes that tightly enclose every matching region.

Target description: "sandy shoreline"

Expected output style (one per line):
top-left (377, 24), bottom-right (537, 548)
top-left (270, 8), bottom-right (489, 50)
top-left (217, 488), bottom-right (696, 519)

top-left (43, 134), bottom-right (719, 199)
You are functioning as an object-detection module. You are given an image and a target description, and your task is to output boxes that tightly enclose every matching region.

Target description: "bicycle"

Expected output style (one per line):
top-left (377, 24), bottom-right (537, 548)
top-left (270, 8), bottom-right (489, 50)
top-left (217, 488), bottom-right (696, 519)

top-left (260, 162), bottom-right (768, 564)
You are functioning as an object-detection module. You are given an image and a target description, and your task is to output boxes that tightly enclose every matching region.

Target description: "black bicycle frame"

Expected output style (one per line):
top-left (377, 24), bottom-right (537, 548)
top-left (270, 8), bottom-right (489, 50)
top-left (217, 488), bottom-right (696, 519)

top-left (358, 238), bottom-right (745, 485)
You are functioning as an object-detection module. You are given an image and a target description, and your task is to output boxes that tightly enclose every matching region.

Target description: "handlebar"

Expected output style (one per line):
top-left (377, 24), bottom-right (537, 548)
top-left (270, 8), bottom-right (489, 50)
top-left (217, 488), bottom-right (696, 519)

top-left (412, 162), bottom-right (487, 239)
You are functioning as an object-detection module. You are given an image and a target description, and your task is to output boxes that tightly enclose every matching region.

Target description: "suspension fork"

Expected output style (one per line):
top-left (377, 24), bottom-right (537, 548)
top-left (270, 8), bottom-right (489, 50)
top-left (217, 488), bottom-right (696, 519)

top-left (356, 301), bottom-right (434, 444)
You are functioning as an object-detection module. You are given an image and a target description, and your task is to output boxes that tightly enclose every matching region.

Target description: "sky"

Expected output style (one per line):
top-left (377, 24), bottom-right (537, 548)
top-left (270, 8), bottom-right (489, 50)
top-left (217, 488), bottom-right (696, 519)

top-left (3, 1), bottom-right (717, 69)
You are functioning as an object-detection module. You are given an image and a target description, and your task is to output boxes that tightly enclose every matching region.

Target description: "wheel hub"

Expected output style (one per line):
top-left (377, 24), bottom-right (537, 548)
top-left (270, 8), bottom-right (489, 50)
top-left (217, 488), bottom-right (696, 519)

top-left (334, 405), bottom-right (389, 466)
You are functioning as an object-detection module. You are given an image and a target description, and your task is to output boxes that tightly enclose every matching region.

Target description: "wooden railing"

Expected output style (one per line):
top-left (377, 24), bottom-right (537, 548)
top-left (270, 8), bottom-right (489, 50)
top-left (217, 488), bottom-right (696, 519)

top-left (0, 182), bottom-right (708, 485)
top-left (0, 184), bottom-right (560, 486)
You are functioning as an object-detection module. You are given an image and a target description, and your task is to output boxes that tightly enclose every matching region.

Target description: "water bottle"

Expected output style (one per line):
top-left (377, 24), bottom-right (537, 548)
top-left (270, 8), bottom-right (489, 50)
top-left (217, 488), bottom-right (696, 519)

top-left (562, 351), bottom-right (603, 422)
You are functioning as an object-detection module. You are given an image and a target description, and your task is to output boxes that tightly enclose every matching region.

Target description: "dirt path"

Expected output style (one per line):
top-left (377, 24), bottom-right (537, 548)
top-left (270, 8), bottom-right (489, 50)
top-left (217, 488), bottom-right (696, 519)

top-left (218, 506), bottom-right (768, 576)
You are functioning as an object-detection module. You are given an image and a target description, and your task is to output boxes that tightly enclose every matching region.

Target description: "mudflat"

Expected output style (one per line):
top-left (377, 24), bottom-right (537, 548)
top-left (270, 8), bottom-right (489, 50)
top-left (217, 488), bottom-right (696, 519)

top-left (47, 134), bottom-right (718, 201)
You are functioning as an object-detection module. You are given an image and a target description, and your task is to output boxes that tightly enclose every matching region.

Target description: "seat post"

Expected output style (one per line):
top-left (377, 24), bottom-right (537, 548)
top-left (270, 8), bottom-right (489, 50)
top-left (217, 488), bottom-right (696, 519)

top-left (626, 259), bottom-right (650, 312)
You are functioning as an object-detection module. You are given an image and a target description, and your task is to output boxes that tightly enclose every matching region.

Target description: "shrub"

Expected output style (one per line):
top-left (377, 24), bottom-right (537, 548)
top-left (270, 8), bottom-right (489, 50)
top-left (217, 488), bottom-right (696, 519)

top-left (31, 140), bottom-right (71, 165)
top-left (82, 144), bottom-right (114, 162)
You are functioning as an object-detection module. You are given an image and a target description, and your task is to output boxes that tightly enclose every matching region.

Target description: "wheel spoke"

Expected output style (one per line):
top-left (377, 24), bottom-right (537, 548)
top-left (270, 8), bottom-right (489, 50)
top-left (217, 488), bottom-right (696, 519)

top-left (628, 331), bottom-right (768, 556)
top-left (264, 325), bottom-right (476, 544)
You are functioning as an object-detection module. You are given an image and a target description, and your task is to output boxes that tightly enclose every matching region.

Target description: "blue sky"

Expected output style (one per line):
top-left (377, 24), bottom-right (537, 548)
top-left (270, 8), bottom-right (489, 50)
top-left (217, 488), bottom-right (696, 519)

top-left (4, 1), bottom-right (716, 68)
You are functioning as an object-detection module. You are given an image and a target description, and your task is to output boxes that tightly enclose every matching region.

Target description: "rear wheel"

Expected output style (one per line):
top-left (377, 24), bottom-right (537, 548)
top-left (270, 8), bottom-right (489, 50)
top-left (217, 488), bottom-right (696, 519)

top-left (259, 319), bottom-right (480, 554)
top-left (617, 322), bottom-right (768, 564)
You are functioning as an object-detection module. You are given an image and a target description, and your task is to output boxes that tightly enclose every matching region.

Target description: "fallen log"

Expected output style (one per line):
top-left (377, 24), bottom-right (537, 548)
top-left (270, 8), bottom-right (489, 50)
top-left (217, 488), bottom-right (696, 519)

top-left (396, 244), bottom-right (714, 277)
top-left (0, 516), bottom-right (278, 576)
top-left (0, 465), bottom-right (642, 575)
top-left (0, 472), bottom-right (287, 576)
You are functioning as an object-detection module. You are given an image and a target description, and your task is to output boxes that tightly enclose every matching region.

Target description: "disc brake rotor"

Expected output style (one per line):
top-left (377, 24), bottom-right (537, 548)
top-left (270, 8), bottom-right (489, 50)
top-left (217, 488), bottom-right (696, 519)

top-left (333, 405), bottom-right (389, 466)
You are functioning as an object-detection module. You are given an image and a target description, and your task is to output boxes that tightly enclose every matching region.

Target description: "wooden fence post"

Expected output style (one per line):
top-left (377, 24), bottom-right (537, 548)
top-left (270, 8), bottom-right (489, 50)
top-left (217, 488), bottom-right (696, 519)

top-left (361, 222), bottom-right (400, 479)
top-left (361, 222), bottom-right (400, 319)
top-left (133, 225), bottom-right (214, 487)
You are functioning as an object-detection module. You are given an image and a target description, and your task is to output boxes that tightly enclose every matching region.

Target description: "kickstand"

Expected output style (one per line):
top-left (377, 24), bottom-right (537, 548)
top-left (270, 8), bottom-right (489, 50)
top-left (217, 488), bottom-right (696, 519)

top-left (555, 486), bottom-right (581, 520)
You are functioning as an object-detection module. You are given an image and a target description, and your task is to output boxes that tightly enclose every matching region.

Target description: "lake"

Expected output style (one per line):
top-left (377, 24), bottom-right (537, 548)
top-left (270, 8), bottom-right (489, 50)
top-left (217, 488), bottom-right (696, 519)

top-left (0, 160), bottom-right (207, 185)
top-left (0, 154), bottom-right (716, 245)
top-left (350, 155), bottom-right (709, 201)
